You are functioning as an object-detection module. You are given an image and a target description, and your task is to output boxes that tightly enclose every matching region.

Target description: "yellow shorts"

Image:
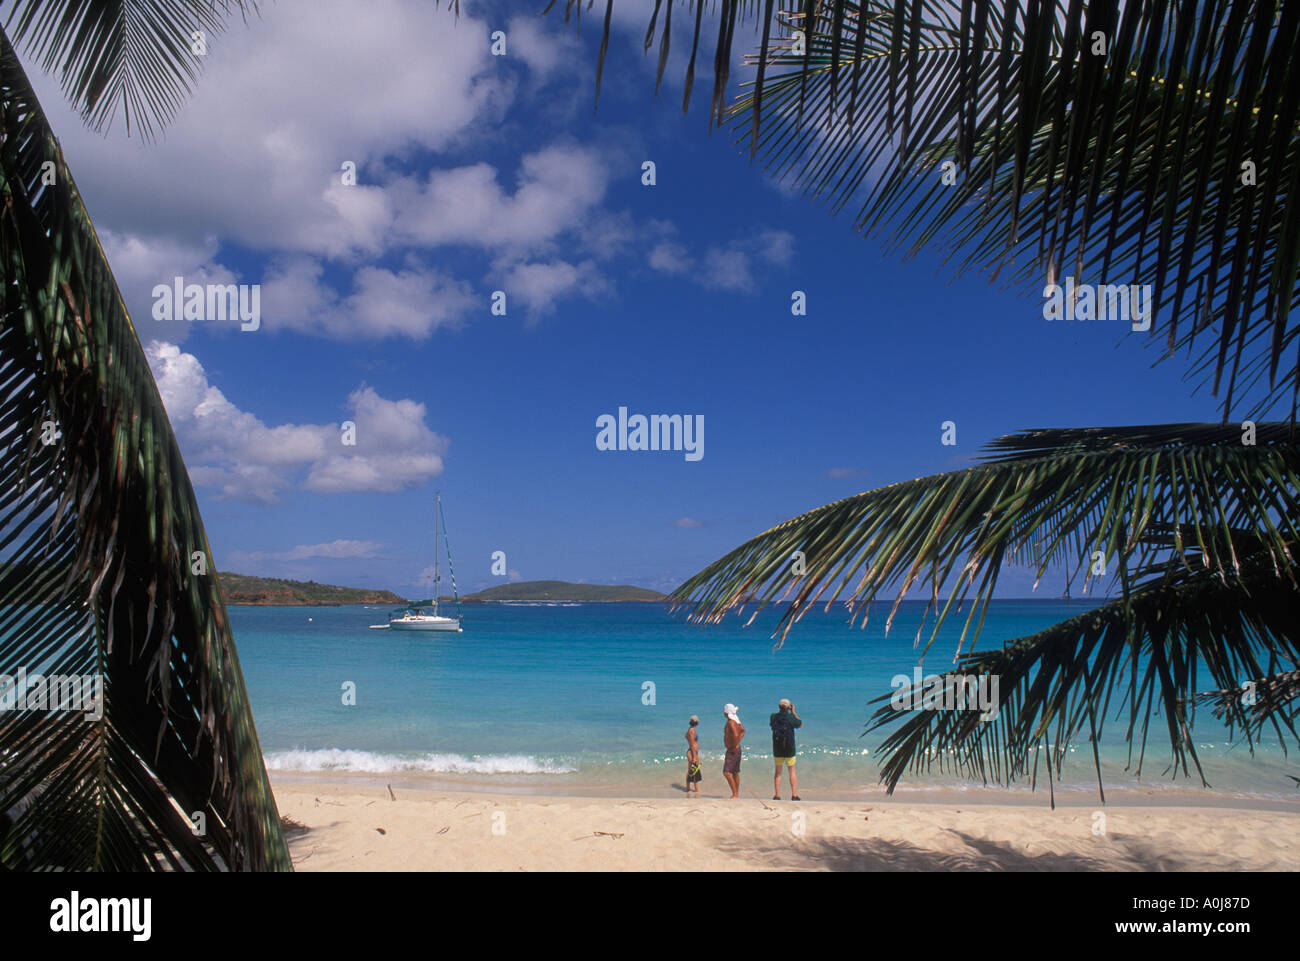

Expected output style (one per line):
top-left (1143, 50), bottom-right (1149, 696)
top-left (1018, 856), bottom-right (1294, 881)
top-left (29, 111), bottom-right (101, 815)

top-left (773, 756), bottom-right (796, 767)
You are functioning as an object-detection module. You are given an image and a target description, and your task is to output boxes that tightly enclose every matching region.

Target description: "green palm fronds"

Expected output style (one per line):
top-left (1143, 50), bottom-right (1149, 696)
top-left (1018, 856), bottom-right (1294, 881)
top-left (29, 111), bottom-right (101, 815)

top-left (0, 32), bottom-right (288, 870)
top-left (1194, 669), bottom-right (1300, 739)
top-left (571, 1), bottom-right (1300, 416)
top-left (3, 0), bottom-right (259, 140)
top-left (671, 423), bottom-right (1300, 653)
top-left (864, 559), bottom-right (1299, 799)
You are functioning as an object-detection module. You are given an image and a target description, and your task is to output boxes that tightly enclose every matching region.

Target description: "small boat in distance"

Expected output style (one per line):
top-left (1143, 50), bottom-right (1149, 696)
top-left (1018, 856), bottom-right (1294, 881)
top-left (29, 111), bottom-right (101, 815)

top-left (370, 492), bottom-right (463, 632)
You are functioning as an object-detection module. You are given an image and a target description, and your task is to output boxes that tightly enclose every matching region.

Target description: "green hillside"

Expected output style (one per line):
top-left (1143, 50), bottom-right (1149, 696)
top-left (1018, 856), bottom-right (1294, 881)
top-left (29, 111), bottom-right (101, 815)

top-left (218, 573), bottom-right (406, 606)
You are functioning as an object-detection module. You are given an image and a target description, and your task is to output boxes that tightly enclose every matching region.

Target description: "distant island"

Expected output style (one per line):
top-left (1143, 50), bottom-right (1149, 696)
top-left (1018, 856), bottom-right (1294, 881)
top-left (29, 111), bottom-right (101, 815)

top-left (218, 573), bottom-right (406, 606)
top-left (456, 580), bottom-right (667, 603)
top-left (215, 574), bottom-right (665, 605)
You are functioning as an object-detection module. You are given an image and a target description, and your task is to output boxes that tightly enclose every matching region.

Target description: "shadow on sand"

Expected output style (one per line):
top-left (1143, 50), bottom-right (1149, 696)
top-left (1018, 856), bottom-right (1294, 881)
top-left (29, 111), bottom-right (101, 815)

top-left (711, 828), bottom-right (1239, 871)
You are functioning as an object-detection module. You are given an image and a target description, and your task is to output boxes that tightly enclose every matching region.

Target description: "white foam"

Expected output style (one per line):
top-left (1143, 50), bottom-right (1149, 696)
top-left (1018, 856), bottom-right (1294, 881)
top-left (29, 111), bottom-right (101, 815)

top-left (264, 748), bottom-right (576, 775)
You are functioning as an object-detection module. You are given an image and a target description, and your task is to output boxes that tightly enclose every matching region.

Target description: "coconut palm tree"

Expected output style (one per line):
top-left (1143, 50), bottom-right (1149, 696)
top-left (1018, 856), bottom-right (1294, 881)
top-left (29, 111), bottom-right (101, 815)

top-left (0, 3), bottom-right (289, 869)
top-left (563, 2), bottom-right (1300, 796)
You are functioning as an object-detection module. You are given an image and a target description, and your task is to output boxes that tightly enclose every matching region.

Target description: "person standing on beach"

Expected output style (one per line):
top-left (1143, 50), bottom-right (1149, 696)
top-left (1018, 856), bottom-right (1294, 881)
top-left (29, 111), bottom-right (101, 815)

top-left (770, 698), bottom-right (802, 800)
top-left (722, 704), bottom-right (745, 799)
top-left (685, 716), bottom-right (702, 793)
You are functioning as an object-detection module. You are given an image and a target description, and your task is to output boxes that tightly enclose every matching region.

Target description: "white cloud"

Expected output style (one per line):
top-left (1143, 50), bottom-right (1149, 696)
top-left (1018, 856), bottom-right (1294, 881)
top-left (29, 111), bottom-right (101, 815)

top-left (147, 342), bottom-right (448, 501)
top-left (102, 231), bottom-right (240, 341)
top-left (648, 229), bottom-right (796, 293)
top-left (506, 15), bottom-right (579, 80)
top-left (702, 247), bottom-right (754, 291)
top-left (392, 144), bottom-right (611, 253)
top-left (18, 6), bottom-right (699, 338)
top-left (239, 540), bottom-right (384, 562)
top-left (17, 3), bottom-right (772, 339)
top-left (648, 241), bottom-right (689, 273)
top-left (260, 258), bottom-right (475, 339)
top-left (25, 0), bottom-right (508, 259)
top-left (500, 259), bottom-right (609, 318)
top-left (672, 517), bottom-right (706, 529)
top-left (341, 266), bottom-right (474, 339)
top-left (754, 230), bottom-right (796, 266)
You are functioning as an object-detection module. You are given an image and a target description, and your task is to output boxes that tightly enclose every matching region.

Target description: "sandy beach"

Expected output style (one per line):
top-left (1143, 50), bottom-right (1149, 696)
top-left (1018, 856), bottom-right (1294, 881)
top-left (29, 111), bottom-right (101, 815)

top-left (273, 778), bottom-right (1300, 871)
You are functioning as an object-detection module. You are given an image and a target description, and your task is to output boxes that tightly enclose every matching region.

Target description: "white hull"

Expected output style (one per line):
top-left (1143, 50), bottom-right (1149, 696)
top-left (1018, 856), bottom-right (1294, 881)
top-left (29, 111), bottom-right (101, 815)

top-left (388, 615), bottom-right (461, 632)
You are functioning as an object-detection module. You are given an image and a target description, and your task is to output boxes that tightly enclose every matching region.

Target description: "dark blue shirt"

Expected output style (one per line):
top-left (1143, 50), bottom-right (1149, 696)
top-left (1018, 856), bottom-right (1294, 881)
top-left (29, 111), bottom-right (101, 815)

top-left (770, 708), bottom-right (802, 757)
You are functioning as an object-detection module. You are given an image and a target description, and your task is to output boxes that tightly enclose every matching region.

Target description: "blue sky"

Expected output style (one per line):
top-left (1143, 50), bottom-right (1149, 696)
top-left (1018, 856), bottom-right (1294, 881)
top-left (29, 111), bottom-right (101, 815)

top-left (16, 0), bottom-right (1242, 597)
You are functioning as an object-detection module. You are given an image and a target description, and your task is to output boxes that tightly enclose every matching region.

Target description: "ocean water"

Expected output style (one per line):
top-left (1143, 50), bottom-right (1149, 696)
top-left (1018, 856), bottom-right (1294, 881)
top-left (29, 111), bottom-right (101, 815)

top-left (236, 600), bottom-right (1300, 803)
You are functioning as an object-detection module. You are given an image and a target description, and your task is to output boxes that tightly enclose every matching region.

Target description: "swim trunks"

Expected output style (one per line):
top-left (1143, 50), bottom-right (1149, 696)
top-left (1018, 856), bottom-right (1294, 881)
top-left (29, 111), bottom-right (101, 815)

top-left (723, 749), bottom-right (742, 773)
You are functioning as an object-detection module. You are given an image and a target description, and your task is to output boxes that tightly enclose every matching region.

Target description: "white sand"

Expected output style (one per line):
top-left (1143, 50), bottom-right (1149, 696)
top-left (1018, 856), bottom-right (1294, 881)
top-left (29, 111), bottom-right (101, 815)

top-left (273, 779), bottom-right (1300, 871)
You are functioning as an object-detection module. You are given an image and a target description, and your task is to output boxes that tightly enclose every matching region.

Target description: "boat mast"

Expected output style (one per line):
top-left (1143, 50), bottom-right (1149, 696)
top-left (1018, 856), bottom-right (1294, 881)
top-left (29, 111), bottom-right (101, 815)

top-left (433, 491), bottom-right (440, 616)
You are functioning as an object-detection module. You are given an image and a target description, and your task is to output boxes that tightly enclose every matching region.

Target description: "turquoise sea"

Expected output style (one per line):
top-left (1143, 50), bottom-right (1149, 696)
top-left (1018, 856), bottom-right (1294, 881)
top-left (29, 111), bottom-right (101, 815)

top-left (238, 600), bottom-right (1300, 803)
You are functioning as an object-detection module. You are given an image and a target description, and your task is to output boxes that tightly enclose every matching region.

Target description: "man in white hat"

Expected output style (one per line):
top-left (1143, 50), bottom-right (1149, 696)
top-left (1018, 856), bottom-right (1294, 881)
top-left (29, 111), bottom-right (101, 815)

top-left (722, 704), bottom-right (746, 799)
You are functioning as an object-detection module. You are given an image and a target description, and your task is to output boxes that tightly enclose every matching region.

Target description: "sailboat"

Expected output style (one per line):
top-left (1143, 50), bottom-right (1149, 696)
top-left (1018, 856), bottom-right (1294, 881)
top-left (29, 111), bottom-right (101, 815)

top-left (372, 492), bottom-right (463, 632)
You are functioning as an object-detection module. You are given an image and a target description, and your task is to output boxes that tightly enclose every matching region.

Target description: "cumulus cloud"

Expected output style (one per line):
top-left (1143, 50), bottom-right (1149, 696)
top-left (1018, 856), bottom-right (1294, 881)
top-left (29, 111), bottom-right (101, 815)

top-left (499, 258), bottom-right (610, 318)
top-left (754, 229), bottom-right (796, 266)
top-left (102, 231), bottom-right (240, 341)
top-left (702, 247), bottom-right (755, 292)
top-left (648, 229), bottom-right (796, 293)
top-left (27, 0), bottom-right (507, 258)
top-left (238, 540), bottom-right (384, 562)
top-left (505, 14), bottom-right (580, 80)
top-left (392, 144), bottom-right (611, 253)
top-left (648, 242), bottom-right (689, 274)
top-left (147, 342), bottom-right (448, 501)
top-left (17, 2), bottom-right (767, 339)
top-left (260, 258), bottom-right (475, 339)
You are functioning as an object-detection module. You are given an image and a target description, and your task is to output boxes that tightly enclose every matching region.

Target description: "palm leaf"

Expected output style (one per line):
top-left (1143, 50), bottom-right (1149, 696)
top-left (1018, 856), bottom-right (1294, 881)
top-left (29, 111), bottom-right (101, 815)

top-left (568, 1), bottom-right (1300, 417)
top-left (3, 0), bottom-right (258, 140)
top-left (725, 2), bottom-right (1300, 416)
top-left (1193, 668), bottom-right (1300, 738)
top-left (668, 423), bottom-right (1300, 655)
top-left (0, 29), bottom-right (289, 870)
top-left (864, 557), bottom-right (1300, 800)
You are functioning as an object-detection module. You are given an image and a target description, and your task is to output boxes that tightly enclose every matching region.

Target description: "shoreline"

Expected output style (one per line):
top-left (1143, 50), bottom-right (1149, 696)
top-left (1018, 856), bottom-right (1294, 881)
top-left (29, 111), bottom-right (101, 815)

top-left (268, 771), bottom-right (1300, 813)
top-left (272, 777), bottom-right (1300, 871)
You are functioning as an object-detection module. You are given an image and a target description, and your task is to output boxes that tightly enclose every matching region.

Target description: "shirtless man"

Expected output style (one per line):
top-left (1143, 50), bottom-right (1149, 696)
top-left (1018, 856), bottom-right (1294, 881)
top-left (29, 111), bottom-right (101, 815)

top-left (685, 716), bottom-right (702, 793)
top-left (722, 703), bottom-right (745, 799)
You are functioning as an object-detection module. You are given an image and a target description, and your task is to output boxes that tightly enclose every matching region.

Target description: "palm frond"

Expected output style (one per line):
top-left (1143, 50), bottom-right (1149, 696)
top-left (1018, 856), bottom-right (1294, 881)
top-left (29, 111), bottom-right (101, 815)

top-left (668, 423), bottom-right (1300, 654)
top-left (570, 1), bottom-right (1300, 417)
top-left (0, 30), bottom-right (289, 870)
top-left (3, 0), bottom-right (258, 140)
top-left (863, 558), bottom-right (1300, 799)
top-left (1193, 669), bottom-right (1300, 738)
